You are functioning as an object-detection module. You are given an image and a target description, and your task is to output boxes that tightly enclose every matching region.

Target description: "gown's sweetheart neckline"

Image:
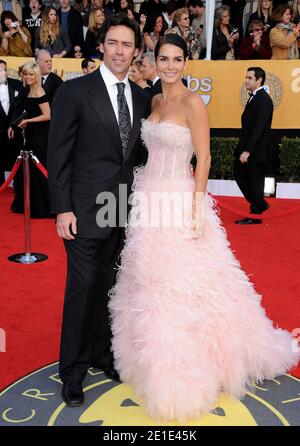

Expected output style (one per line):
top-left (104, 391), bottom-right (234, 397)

top-left (142, 119), bottom-right (191, 132)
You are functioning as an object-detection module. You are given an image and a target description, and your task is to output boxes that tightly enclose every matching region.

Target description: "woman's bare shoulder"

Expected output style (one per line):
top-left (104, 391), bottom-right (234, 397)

top-left (151, 93), bottom-right (163, 109)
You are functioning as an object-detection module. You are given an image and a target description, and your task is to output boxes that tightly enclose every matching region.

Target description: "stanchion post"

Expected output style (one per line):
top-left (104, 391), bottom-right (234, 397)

top-left (8, 131), bottom-right (48, 264)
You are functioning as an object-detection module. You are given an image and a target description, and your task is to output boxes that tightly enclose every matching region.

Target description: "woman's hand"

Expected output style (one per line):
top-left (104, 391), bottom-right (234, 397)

top-left (3, 31), bottom-right (11, 39)
top-left (191, 192), bottom-right (205, 238)
top-left (140, 14), bottom-right (147, 26)
top-left (18, 119), bottom-right (28, 129)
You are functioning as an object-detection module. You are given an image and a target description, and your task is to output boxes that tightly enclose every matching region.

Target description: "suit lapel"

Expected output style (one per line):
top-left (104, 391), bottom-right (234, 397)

top-left (124, 81), bottom-right (142, 162)
top-left (88, 70), bottom-right (122, 155)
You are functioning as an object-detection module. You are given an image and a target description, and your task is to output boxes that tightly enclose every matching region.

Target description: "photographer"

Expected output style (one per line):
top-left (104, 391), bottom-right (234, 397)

top-left (1, 11), bottom-right (32, 56)
top-left (239, 19), bottom-right (271, 59)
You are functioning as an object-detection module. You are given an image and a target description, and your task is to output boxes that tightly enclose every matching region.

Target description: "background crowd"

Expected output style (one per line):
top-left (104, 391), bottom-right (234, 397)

top-left (0, 0), bottom-right (299, 60)
top-left (0, 0), bottom-right (299, 217)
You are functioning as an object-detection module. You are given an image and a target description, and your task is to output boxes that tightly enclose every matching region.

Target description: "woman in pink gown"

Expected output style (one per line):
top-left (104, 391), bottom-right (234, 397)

top-left (108, 34), bottom-right (300, 422)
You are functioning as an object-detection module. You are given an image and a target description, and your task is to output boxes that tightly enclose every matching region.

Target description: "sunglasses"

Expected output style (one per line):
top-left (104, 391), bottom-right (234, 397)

top-left (253, 27), bottom-right (263, 31)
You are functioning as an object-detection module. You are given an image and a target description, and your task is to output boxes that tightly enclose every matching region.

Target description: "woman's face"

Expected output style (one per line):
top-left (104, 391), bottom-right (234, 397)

top-left (282, 9), bottom-right (291, 24)
top-left (178, 13), bottom-right (190, 29)
top-left (120, 0), bottom-right (128, 9)
top-left (154, 16), bottom-right (163, 33)
top-left (156, 43), bottom-right (186, 85)
top-left (251, 24), bottom-right (263, 37)
top-left (74, 46), bottom-right (83, 58)
top-left (48, 9), bottom-right (57, 24)
top-left (23, 70), bottom-right (37, 86)
top-left (261, 0), bottom-right (271, 9)
top-left (4, 18), bottom-right (14, 28)
top-left (220, 10), bottom-right (230, 26)
top-left (129, 65), bottom-right (143, 82)
top-left (95, 9), bottom-right (105, 26)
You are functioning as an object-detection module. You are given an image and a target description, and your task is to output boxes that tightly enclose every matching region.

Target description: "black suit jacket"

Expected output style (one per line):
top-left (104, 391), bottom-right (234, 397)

top-left (145, 79), bottom-right (162, 98)
top-left (47, 69), bottom-right (151, 239)
top-left (43, 72), bottom-right (63, 106)
top-left (235, 88), bottom-right (274, 163)
top-left (0, 78), bottom-right (23, 136)
top-left (58, 7), bottom-right (84, 50)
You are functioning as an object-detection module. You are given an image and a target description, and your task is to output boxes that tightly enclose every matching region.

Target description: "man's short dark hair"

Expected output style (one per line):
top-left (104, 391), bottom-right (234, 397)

top-left (247, 67), bottom-right (266, 85)
top-left (187, 0), bottom-right (204, 8)
top-left (81, 58), bottom-right (95, 70)
top-left (166, 0), bottom-right (180, 15)
top-left (98, 13), bottom-right (142, 49)
top-left (0, 60), bottom-right (7, 67)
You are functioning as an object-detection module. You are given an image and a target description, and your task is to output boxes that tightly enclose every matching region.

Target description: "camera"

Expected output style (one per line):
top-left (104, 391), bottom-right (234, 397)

top-left (232, 27), bottom-right (239, 34)
top-left (11, 22), bottom-right (18, 28)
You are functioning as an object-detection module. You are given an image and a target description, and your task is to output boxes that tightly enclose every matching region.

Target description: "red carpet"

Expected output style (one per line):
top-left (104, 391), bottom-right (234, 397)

top-left (0, 188), bottom-right (299, 391)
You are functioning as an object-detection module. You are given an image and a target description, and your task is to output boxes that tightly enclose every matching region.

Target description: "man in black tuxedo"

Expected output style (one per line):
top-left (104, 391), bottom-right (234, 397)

top-left (47, 14), bottom-right (151, 407)
top-left (141, 52), bottom-right (162, 97)
top-left (0, 60), bottom-right (23, 185)
top-left (35, 50), bottom-right (63, 106)
top-left (234, 67), bottom-right (273, 225)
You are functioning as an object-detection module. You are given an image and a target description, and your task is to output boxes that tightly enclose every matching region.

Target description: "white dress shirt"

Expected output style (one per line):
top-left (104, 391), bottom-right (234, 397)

top-left (248, 86), bottom-right (265, 103)
top-left (152, 76), bottom-right (160, 86)
top-left (99, 63), bottom-right (133, 125)
top-left (0, 83), bottom-right (10, 115)
top-left (42, 73), bottom-right (50, 85)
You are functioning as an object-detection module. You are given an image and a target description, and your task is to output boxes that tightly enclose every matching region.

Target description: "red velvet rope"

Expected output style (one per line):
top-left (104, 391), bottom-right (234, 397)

top-left (213, 195), bottom-right (300, 220)
top-left (30, 155), bottom-right (48, 179)
top-left (0, 157), bottom-right (22, 194)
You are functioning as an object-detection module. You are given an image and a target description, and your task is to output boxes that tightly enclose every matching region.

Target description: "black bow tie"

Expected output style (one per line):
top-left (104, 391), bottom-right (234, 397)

top-left (0, 80), bottom-right (8, 85)
top-left (249, 92), bottom-right (254, 97)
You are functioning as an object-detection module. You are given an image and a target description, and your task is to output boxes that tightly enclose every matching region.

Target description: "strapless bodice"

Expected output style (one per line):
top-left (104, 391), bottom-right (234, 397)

top-left (141, 120), bottom-right (194, 179)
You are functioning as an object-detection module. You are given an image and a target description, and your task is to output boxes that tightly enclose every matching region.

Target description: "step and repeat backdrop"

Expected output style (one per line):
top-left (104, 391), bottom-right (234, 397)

top-left (3, 57), bottom-right (300, 129)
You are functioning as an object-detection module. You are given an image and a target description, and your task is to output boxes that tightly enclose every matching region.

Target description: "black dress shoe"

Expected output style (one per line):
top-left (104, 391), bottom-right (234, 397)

top-left (103, 366), bottom-right (121, 382)
top-left (235, 218), bottom-right (262, 224)
top-left (250, 203), bottom-right (270, 214)
top-left (91, 362), bottom-right (121, 382)
top-left (61, 382), bottom-right (84, 407)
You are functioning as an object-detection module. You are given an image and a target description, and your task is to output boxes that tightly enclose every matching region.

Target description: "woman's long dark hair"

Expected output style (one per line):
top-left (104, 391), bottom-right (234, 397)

top-left (154, 34), bottom-right (188, 60)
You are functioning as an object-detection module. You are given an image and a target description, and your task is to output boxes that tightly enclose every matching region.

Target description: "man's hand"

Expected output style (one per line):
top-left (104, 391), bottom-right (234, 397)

top-left (7, 127), bottom-right (14, 139)
top-left (56, 212), bottom-right (77, 240)
top-left (239, 151), bottom-right (250, 164)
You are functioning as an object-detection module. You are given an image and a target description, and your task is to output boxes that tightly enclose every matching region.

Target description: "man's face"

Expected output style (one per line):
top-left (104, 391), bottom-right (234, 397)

top-left (141, 57), bottom-right (156, 81)
top-left (92, 0), bottom-right (104, 8)
top-left (87, 61), bottom-right (97, 74)
top-left (37, 53), bottom-right (52, 75)
top-left (100, 25), bottom-right (138, 80)
top-left (195, 6), bottom-right (204, 18)
top-left (245, 70), bottom-right (261, 92)
top-left (30, 0), bottom-right (41, 13)
top-left (60, 0), bottom-right (70, 9)
top-left (0, 63), bottom-right (8, 82)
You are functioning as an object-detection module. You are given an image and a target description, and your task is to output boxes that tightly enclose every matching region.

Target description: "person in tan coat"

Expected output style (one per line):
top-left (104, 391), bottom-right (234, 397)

top-left (270, 4), bottom-right (300, 59)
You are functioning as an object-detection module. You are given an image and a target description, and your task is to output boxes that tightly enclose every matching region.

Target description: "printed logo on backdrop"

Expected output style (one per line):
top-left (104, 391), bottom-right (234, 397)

top-left (240, 72), bottom-right (283, 109)
top-left (186, 74), bottom-right (212, 105)
top-left (0, 363), bottom-right (300, 426)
